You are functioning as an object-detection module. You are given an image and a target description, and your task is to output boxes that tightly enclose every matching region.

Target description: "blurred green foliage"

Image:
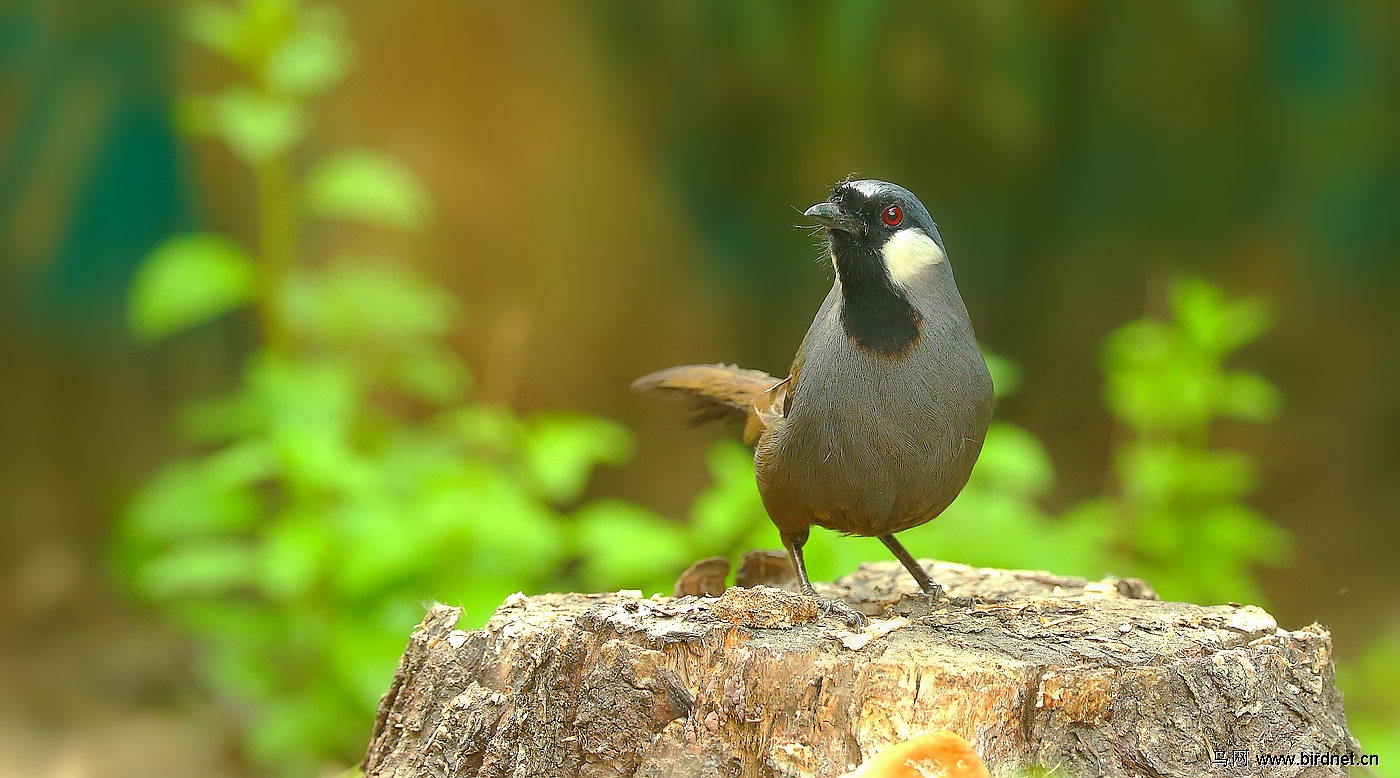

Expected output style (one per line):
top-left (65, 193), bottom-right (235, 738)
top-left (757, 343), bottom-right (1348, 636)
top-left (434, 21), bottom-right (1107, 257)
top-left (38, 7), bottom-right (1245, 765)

top-left (115, 0), bottom-right (679, 773)
top-left (1336, 629), bottom-right (1400, 769)
top-left (114, 1), bottom-right (1390, 775)
top-left (1071, 277), bottom-right (1291, 605)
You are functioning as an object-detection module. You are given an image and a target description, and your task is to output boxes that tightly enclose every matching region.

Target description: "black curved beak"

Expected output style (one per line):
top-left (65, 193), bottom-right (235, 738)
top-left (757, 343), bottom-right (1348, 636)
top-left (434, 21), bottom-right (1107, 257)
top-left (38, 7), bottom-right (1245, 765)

top-left (804, 202), bottom-right (861, 234)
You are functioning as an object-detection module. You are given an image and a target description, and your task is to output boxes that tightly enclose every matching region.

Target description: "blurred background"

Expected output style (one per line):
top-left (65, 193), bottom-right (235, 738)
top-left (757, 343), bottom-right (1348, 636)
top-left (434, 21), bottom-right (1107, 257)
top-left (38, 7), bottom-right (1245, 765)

top-left (2, 1), bottom-right (1397, 776)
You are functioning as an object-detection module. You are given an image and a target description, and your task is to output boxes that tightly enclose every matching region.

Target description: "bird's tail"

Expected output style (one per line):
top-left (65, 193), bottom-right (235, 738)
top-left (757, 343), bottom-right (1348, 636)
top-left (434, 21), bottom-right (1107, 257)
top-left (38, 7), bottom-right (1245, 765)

top-left (631, 363), bottom-right (786, 443)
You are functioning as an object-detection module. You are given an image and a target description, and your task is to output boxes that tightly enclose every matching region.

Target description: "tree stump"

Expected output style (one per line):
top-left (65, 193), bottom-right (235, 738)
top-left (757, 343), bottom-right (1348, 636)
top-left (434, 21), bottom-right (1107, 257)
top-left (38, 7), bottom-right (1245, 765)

top-left (361, 559), bottom-right (1357, 778)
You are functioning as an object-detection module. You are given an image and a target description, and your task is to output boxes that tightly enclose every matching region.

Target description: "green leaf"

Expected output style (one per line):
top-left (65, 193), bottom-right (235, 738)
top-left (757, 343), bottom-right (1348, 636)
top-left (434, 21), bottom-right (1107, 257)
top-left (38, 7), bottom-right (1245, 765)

top-left (437, 404), bottom-right (523, 455)
top-left (1103, 318), bottom-right (1173, 370)
top-left (1170, 276), bottom-right (1273, 356)
top-left (982, 352), bottom-right (1021, 399)
top-left (521, 414), bottom-right (634, 504)
top-left (248, 354), bottom-right (359, 437)
top-left (967, 422), bottom-right (1054, 497)
top-left (124, 444), bottom-right (272, 543)
top-left (1217, 370), bottom-right (1282, 422)
top-left (246, 690), bottom-right (349, 771)
top-left (1102, 316), bottom-right (1225, 435)
top-left (304, 149), bottom-right (432, 231)
top-left (377, 426), bottom-right (462, 487)
top-left (135, 541), bottom-right (260, 599)
top-left (448, 463), bottom-right (565, 581)
top-left (240, 356), bottom-right (378, 494)
top-left (925, 489), bottom-right (1039, 569)
top-left (259, 512), bottom-right (330, 600)
top-left (281, 258), bottom-right (456, 346)
top-left (1198, 504), bottom-right (1291, 566)
top-left (204, 635), bottom-right (281, 703)
top-left (1134, 508), bottom-right (1188, 558)
top-left (185, 2), bottom-right (246, 62)
top-left (266, 7), bottom-right (352, 95)
top-left (1170, 276), bottom-right (1229, 352)
top-left (798, 530), bottom-right (886, 585)
top-left (127, 233), bottom-right (256, 341)
top-left (239, 0), bottom-right (298, 64)
top-left (574, 500), bottom-right (688, 592)
top-left (1219, 297), bottom-right (1272, 352)
top-left (1337, 630), bottom-right (1400, 764)
top-left (686, 440), bottom-right (764, 550)
top-left (332, 499), bottom-right (419, 599)
top-left (1116, 442), bottom-right (1257, 507)
top-left (169, 600), bottom-right (280, 648)
top-left (353, 456), bottom-right (563, 599)
top-left (451, 577), bottom-right (520, 630)
top-left (1042, 500), bottom-right (1119, 574)
top-left (175, 600), bottom-right (283, 700)
top-left (177, 389), bottom-right (265, 443)
top-left (326, 607), bottom-right (412, 709)
top-left (273, 422), bottom-right (378, 494)
top-left (212, 87), bottom-right (308, 163)
top-left (387, 345), bottom-right (471, 404)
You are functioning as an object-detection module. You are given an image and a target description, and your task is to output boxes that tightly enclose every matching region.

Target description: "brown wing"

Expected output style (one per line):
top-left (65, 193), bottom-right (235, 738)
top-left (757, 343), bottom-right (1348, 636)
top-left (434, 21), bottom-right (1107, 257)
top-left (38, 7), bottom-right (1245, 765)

top-left (747, 376), bottom-right (789, 444)
top-left (632, 363), bottom-right (786, 443)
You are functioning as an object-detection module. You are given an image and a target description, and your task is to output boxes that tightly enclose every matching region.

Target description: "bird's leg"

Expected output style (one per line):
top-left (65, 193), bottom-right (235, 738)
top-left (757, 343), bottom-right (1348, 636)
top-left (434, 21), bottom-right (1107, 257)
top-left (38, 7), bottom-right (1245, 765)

top-left (782, 529), bottom-right (820, 598)
top-left (782, 529), bottom-right (866, 629)
top-left (880, 534), bottom-right (945, 601)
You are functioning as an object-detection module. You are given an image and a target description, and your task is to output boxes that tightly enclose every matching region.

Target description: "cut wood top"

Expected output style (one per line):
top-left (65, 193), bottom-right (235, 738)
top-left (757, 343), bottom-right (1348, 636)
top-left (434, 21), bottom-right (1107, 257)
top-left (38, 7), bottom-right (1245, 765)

top-left (363, 560), bottom-right (1357, 778)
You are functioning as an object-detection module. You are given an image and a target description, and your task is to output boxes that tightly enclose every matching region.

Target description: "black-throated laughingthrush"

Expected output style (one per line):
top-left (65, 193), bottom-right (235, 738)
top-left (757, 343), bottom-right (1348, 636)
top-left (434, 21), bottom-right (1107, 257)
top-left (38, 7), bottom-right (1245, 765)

top-left (635, 179), bottom-right (994, 626)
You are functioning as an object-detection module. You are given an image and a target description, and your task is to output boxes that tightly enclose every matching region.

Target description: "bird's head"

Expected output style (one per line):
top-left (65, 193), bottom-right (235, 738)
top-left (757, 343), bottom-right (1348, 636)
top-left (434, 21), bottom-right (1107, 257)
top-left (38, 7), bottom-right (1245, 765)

top-left (804, 178), bottom-right (947, 294)
top-left (802, 179), bottom-right (956, 356)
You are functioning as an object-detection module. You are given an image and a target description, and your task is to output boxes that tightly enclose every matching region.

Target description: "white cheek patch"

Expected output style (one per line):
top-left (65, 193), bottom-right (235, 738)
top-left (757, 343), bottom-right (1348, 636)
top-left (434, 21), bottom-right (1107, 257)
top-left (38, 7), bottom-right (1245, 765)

top-left (881, 228), bottom-right (945, 289)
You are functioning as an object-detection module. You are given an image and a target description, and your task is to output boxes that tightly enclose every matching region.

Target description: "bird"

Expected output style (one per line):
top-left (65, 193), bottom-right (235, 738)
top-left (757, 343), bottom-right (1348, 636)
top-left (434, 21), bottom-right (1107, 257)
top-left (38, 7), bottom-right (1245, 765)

top-left (633, 178), bottom-right (994, 626)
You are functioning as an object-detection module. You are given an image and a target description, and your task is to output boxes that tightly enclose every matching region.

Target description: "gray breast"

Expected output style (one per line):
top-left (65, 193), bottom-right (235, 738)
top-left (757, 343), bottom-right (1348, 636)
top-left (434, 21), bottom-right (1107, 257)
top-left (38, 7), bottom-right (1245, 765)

top-left (755, 271), bottom-right (993, 537)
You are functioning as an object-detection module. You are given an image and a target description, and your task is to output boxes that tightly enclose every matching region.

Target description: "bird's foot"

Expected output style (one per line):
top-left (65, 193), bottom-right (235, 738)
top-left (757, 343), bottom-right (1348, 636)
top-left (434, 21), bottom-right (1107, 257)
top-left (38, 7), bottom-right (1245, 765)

top-left (813, 596), bottom-right (868, 629)
top-left (891, 590), bottom-right (987, 621)
top-left (917, 583), bottom-right (986, 608)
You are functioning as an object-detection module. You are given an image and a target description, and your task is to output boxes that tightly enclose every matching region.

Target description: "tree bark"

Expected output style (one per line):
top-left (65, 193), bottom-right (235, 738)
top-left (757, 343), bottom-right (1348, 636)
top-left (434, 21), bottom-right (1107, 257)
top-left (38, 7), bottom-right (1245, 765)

top-left (361, 560), bottom-right (1357, 778)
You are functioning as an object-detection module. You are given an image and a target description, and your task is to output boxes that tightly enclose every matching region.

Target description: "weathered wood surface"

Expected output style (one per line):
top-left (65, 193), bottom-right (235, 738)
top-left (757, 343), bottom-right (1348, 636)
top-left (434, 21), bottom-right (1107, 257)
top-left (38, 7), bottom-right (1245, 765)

top-left (362, 559), bottom-right (1357, 778)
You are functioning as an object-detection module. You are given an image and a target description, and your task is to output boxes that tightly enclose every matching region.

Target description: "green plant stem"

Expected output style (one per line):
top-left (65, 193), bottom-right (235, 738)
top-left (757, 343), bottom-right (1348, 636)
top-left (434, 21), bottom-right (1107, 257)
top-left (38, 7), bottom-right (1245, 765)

top-left (255, 154), bottom-right (298, 355)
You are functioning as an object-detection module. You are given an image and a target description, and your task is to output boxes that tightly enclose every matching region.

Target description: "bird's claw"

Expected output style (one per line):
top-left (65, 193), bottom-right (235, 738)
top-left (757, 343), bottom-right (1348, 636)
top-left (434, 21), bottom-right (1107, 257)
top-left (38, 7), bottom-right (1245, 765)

top-left (920, 584), bottom-right (982, 609)
top-left (817, 597), bottom-right (868, 630)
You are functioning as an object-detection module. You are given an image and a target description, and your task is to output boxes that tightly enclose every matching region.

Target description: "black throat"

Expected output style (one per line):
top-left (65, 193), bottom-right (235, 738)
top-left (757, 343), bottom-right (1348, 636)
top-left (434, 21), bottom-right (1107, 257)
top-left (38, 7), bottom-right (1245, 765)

top-left (830, 232), bottom-right (923, 356)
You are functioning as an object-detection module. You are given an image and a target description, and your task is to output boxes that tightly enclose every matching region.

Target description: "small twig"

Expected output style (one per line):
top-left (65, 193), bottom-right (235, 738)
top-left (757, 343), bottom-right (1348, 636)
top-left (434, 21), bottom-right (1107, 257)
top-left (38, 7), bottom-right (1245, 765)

top-left (1041, 614), bottom-right (1086, 629)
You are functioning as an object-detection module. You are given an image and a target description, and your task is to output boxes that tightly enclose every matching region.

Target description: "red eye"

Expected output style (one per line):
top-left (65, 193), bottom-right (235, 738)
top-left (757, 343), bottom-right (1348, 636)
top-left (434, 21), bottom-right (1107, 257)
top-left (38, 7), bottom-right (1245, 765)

top-left (882, 205), bottom-right (903, 227)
